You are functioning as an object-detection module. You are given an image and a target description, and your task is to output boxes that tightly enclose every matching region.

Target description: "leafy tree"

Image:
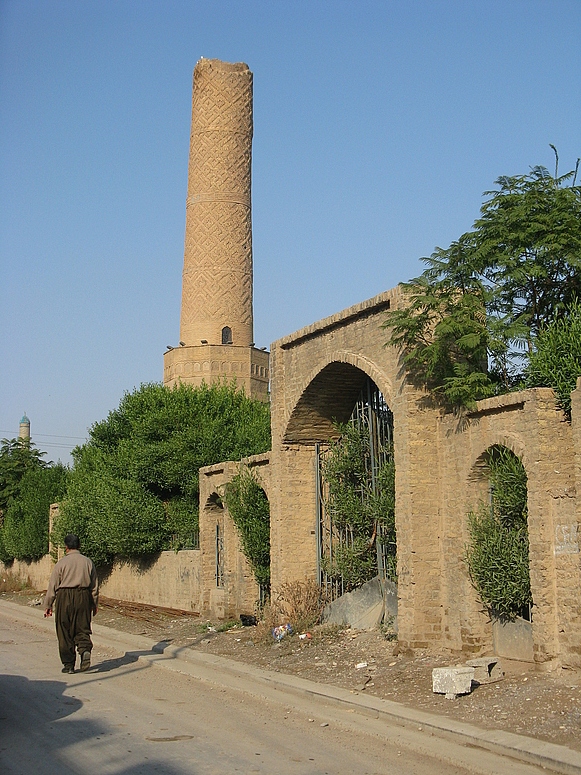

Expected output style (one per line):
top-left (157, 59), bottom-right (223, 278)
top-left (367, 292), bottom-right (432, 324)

top-left (386, 157), bottom-right (581, 408)
top-left (526, 299), bottom-right (581, 417)
top-left (223, 468), bottom-right (270, 589)
top-left (54, 382), bottom-right (271, 565)
top-left (0, 438), bottom-right (47, 513)
top-left (2, 464), bottom-right (69, 562)
top-left (465, 446), bottom-right (531, 620)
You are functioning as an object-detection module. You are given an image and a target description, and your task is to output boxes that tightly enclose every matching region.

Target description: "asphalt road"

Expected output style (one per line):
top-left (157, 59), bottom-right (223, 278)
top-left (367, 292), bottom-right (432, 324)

top-left (0, 611), bottom-right (554, 775)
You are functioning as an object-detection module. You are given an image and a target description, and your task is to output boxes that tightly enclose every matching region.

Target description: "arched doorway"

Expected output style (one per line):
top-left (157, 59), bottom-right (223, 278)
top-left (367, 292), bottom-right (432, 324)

top-left (466, 444), bottom-right (533, 660)
top-left (204, 492), bottom-right (225, 589)
top-left (222, 470), bottom-right (271, 607)
top-left (283, 361), bottom-right (396, 602)
top-left (316, 376), bottom-right (395, 600)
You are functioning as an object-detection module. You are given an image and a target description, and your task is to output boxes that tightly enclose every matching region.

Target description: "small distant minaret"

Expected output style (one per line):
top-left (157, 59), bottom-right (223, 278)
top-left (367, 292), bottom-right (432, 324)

top-left (19, 413), bottom-right (30, 441)
top-left (163, 58), bottom-right (269, 400)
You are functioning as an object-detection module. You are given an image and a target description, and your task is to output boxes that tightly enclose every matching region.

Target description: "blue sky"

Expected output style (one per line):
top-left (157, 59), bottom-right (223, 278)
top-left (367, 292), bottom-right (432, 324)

top-left (1, 0), bottom-right (580, 463)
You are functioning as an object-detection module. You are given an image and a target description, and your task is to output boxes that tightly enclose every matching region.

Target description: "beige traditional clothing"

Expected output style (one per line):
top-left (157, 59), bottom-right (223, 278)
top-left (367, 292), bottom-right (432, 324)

top-left (44, 550), bottom-right (98, 670)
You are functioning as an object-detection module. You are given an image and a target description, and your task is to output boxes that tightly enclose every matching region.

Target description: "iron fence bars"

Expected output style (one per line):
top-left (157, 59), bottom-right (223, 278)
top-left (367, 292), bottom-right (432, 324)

top-left (317, 376), bottom-right (395, 601)
top-left (215, 522), bottom-right (224, 588)
top-left (258, 582), bottom-right (270, 609)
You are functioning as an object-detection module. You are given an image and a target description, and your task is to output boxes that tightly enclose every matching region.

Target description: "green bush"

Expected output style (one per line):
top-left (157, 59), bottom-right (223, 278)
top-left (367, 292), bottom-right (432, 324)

top-left (0, 438), bottom-right (48, 513)
top-left (223, 468), bottom-right (270, 588)
top-left (165, 498), bottom-right (199, 550)
top-left (53, 451), bottom-right (167, 566)
top-left (526, 300), bottom-right (581, 417)
top-left (53, 382), bottom-right (270, 566)
top-left (465, 446), bottom-right (531, 619)
top-left (2, 464), bottom-right (69, 561)
top-left (321, 423), bottom-right (396, 590)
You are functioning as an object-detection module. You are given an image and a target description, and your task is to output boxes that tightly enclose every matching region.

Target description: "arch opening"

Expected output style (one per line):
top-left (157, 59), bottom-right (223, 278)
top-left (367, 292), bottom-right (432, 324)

top-left (204, 492), bottom-right (225, 588)
top-left (314, 374), bottom-right (396, 602)
top-left (284, 362), bottom-right (370, 444)
top-left (222, 472), bottom-right (271, 607)
top-left (466, 445), bottom-right (532, 623)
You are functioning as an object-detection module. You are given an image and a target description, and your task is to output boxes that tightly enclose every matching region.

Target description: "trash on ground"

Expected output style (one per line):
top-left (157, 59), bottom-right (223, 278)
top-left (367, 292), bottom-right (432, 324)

top-left (272, 623), bottom-right (293, 641)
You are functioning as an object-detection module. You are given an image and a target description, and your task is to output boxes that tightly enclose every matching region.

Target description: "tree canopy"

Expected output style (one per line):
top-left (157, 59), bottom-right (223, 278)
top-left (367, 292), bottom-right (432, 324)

top-left (0, 438), bottom-right (47, 513)
top-left (0, 438), bottom-right (69, 563)
top-left (526, 299), bottom-right (581, 417)
top-left (385, 157), bottom-right (581, 408)
top-left (53, 382), bottom-right (271, 566)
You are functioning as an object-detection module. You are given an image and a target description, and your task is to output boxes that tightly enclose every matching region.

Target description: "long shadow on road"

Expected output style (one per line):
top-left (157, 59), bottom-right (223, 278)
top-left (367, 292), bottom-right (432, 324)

top-left (0, 673), bottom-right (196, 775)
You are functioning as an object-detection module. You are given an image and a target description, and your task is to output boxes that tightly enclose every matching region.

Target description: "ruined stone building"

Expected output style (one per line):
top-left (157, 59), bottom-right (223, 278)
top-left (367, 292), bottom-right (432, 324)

top-left (5, 58), bottom-right (580, 672)
top-left (182, 58), bottom-right (581, 671)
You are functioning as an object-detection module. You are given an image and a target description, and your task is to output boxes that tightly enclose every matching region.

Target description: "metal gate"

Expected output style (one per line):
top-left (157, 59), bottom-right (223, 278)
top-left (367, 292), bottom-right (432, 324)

top-left (316, 377), bottom-right (394, 601)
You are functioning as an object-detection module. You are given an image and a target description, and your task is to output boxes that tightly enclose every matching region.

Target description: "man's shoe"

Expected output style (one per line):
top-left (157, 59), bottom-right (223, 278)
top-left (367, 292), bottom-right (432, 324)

top-left (80, 651), bottom-right (91, 672)
top-left (61, 665), bottom-right (74, 674)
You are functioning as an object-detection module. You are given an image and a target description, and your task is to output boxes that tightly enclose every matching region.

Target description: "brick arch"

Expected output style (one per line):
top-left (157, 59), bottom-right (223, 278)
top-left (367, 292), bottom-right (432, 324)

top-left (204, 492), bottom-right (224, 512)
top-left (283, 352), bottom-right (394, 444)
top-left (468, 433), bottom-right (529, 479)
top-left (248, 467), bottom-right (270, 502)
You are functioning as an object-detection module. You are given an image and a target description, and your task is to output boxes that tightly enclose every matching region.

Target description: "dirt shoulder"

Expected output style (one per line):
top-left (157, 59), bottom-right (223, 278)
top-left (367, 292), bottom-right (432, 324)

top-left (6, 588), bottom-right (580, 752)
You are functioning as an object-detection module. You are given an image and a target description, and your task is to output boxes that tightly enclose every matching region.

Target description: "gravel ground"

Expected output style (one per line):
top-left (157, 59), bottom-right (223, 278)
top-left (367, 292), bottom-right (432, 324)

top-left (5, 588), bottom-right (581, 752)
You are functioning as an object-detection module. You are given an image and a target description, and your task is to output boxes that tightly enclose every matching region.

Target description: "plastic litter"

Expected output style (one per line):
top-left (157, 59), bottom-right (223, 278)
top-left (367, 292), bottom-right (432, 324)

top-left (272, 623), bottom-right (293, 641)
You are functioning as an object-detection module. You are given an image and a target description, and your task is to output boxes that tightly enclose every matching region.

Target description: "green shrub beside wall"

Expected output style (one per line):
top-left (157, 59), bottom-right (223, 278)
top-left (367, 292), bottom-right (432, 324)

top-left (223, 468), bottom-right (270, 589)
top-left (465, 446), bottom-right (531, 620)
top-left (53, 382), bottom-right (271, 566)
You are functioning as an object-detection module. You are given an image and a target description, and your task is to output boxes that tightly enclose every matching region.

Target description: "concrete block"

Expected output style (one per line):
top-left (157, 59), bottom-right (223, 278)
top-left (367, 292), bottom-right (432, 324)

top-left (465, 657), bottom-right (504, 684)
top-left (432, 666), bottom-right (474, 699)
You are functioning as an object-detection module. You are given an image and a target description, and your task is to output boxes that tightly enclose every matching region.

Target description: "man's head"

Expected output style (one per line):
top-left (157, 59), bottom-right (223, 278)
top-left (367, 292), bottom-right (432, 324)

top-left (64, 534), bottom-right (80, 551)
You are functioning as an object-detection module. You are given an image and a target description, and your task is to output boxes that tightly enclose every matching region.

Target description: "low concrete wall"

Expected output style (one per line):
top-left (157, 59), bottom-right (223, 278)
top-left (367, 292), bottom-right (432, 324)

top-left (2, 550), bottom-right (203, 613)
top-left (99, 551), bottom-right (202, 612)
top-left (1, 556), bottom-right (54, 592)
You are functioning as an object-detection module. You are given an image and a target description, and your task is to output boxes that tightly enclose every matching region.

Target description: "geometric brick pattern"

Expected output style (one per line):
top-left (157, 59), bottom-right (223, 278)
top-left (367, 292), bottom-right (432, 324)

top-left (179, 59), bottom-right (254, 348)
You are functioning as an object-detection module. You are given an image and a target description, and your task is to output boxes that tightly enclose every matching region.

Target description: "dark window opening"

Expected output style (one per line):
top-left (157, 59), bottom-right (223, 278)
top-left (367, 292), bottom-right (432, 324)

top-left (222, 326), bottom-right (233, 345)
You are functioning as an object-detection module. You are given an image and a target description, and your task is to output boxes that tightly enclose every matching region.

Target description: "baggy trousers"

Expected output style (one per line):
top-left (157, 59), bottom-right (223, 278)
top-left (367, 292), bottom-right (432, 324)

top-left (55, 588), bottom-right (93, 667)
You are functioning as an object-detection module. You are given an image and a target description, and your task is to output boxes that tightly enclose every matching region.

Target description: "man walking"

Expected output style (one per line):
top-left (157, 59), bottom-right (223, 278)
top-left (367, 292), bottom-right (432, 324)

top-left (44, 534), bottom-right (99, 673)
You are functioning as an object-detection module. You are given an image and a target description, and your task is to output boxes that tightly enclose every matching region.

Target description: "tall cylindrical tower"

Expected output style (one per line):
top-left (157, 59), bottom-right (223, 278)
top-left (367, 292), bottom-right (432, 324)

top-left (164, 58), bottom-right (269, 400)
top-left (180, 58), bottom-right (254, 347)
top-left (19, 413), bottom-right (30, 441)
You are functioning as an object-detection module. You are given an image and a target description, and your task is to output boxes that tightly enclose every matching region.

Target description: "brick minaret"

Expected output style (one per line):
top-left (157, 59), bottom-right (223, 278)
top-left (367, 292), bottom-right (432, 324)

top-left (164, 58), bottom-right (269, 400)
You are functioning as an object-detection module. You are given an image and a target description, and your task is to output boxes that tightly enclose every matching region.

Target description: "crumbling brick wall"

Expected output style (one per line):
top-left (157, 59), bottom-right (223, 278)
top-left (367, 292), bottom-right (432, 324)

top-left (198, 453), bottom-right (270, 619)
top-left (266, 287), bottom-right (581, 667)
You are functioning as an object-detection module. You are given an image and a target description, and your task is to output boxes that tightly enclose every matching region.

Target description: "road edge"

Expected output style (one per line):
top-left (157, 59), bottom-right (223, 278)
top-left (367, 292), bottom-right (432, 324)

top-left (2, 598), bottom-right (579, 775)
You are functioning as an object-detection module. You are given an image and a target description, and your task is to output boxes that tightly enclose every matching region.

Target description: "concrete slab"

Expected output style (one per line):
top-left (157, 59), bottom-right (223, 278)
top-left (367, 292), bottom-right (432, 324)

top-left (432, 666), bottom-right (475, 699)
top-left (466, 656), bottom-right (505, 684)
top-left (322, 576), bottom-right (395, 629)
top-left (493, 617), bottom-right (534, 662)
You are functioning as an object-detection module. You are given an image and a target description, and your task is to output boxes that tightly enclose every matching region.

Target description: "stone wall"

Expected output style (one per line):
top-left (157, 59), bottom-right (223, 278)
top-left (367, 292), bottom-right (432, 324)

top-left (265, 286), bottom-right (581, 668)
top-left (438, 389), bottom-right (581, 665)
top-left (198, 453), bottom-right (270, 619)
top-left (1, 556), bottom-right (54, 592)
top-left (2, 551), bottom-right (203, 613)
top-left (9, 289), bottom-right (580, 666)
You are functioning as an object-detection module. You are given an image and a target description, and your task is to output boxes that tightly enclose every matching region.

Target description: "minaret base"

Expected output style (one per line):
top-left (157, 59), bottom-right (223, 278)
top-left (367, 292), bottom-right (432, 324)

top-left (163, 345), bottom-right (269, 401)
